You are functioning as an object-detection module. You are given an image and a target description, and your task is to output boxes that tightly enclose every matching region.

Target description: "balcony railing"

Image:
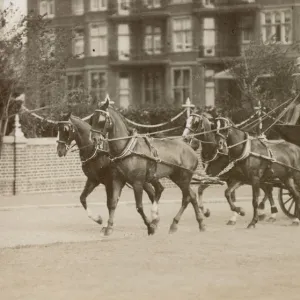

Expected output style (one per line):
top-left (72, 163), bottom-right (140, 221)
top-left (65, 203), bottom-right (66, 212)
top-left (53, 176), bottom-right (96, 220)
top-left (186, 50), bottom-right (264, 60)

top-left (193, 0), bottom-right (259, 12)
top-left (109, 48), bottom-right (169, 65)
top-left (198, 44), bottom-right (244, 59)
top-left (109, 0), bottom-right (169, 18)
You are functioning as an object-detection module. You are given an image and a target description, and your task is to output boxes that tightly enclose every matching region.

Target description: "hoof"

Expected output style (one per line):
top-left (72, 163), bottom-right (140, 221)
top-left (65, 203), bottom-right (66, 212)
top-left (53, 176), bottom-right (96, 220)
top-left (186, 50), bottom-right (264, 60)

top-left (101, 227), bottom-right (113, 236)
top-left (247, 224), bottom-right (256, 229)
top-left (147, 224), bottom-right (156, 236)
top-left (291, 221), bottom-right (300, 227)
top-left (199, 224), bottom-right (206, 232)
top-left (237, 207), bottom-right (245, 217)
top-left (267, 217), bottom-right (276, 223)
top-left (151, 217), bottom-right (160, 226)
top-left (258, 214), bottom-right (266, 221)
top-left (95, 218), bottom-right (103, 225)
top-left (204, 209), bottom-right (211, 218)
top-left (169, 223), bottom-right (178, 234)
top-left (226, 220), bottom-right (236, 226)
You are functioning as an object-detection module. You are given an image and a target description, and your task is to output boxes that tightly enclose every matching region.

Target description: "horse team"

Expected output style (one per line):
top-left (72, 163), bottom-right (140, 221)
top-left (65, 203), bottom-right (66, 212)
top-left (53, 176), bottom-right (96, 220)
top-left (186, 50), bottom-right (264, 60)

top-left (56, 98), bottom-right (300, 236)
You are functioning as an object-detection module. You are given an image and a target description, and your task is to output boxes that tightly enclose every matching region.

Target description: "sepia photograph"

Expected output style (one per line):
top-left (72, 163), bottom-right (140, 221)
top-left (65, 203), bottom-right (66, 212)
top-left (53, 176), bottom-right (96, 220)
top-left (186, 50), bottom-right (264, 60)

top-left (1, 0), bottom-right (300, 299)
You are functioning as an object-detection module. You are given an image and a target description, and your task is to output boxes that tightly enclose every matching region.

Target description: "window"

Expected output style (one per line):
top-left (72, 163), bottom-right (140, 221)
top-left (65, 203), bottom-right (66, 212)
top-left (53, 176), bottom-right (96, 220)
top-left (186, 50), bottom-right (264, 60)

top-left (204, 69), bottom-right (215, 107)
top-left (41, 31), bottom-right (56, 60)
top-left (261, 9), bottom-right (292, 44)
top-left (144, 26), bottom-right (162, 55)
top-left (90, 0), bottom-right (107, 11)
top-left (203, 18), bottom-right (215, 56)
top-left (119, 73), bottom-right (130, 108)
top-left (172, 68), bottom-right (191, 104)
top-left (39, 0), bottom-right (55, 18)
top-left (172, 17), bottom-right (192, 52)
top-left (72, 0), bottom-right (84, 15)
top-left (89, 71), bottom-right (107, 103)
top-left (171, 0), bottom-right (192, 3)
top-left (89, 24), bottom-right (107, 56)
top-left (66, 73), bottom-right (84, 101)
top-left (202, 0), bottom-right (214, 7)
top-left (143, 71), bottom-right (162, 104)
top-left (117, 0), bottom-right (130, 15)
top-left (118, 24), bottom-right (130, 60)
top-left (72, 28), bottom-right (84, 58)
top-left (240, 16), bottom-right (254, 44)
top-left (143, 0), bottom-right (161, 8)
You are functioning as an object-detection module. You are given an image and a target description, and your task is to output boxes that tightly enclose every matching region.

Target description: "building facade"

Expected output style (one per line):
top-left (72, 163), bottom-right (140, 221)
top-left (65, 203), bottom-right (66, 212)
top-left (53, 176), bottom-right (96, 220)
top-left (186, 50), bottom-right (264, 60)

top-left (27, 0), bottom-right (300, 108)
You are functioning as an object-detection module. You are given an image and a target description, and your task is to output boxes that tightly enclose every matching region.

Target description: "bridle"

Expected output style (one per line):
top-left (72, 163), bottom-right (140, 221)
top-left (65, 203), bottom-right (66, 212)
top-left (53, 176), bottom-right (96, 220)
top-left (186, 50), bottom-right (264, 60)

top-left (56, 121), bottom-right (76, 152)
top-left (90, 109), bottom-right (112, 139)
top-left (185, 113), bottom-right (225, 164)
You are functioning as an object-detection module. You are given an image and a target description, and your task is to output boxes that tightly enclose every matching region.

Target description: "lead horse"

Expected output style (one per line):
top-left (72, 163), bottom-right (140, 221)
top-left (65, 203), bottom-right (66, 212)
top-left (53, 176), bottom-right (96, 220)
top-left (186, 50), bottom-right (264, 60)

top-left (214, 117), bottom-right (300, 228)
top-left (56, 112), bottom-right (165, 234)
top-left (90, 99), bottom-right (208, 234)
top-left (182, 110), bottom-right (278, 225)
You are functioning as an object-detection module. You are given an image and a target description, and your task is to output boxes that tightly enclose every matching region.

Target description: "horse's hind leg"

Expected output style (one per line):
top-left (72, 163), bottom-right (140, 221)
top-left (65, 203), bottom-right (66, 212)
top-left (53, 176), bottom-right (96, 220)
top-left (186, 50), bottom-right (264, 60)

top-left (197, 184), bottom-right (210, 218)
top-left (169, 174), bottom-right (205, 233)
top-left (80, 179), bottom-right (102, 225)
top-left (225, 179), bottom-right (245, 225)
top-left (259, 184), bottom-right (278, 222)
top-left (133, 182), bottom-right (155, 235)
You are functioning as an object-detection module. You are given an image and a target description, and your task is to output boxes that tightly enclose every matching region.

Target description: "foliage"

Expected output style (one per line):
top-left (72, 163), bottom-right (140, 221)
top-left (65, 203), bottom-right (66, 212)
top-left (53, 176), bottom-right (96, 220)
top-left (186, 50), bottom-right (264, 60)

top-left (217, 40), bottom-right (299, 118)
top-left (0, 3), bottom-right (78, 148)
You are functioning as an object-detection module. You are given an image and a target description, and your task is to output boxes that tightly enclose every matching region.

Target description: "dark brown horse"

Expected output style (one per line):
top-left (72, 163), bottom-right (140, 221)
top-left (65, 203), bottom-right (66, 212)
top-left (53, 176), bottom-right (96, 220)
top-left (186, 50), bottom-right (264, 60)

top-left (90, 99), bottom-right (208, 235)
top-left (182, 111), bottom-right (278, 225)
top-left (56, 112), bottom-right (164, 234)
top-left (214, 117), bottom-right (300, 228)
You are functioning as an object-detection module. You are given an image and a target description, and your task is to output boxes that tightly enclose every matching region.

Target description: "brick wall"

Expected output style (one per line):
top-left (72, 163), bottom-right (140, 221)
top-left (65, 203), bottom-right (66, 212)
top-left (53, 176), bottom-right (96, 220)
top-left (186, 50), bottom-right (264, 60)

top-left (0, 136), bottom-right (203, 196)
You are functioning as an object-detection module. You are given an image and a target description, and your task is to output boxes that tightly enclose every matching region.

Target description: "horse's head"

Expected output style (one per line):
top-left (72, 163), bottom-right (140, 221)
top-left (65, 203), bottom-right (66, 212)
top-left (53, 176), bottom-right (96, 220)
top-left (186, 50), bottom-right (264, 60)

top-left (56, 112), bottom-right (76, 157)
top-left (214, 117), bottom-right (232, 154)
top-left (182, 109), bottom-right (215, 142)
top-left (90, 98), bottom-right (113, 147)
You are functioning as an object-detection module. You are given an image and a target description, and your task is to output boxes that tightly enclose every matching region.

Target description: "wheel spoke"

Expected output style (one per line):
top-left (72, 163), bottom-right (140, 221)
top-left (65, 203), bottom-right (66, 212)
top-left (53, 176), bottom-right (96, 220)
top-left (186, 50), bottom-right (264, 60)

top-left (288, 199), bottom-right (295, 213)
top-left (284, 196), bottom-right (293, 205)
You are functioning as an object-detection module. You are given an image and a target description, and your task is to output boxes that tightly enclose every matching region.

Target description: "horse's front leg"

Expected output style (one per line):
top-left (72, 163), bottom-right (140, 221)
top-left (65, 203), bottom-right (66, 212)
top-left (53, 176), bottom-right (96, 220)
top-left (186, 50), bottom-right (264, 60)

top-left (247, 176), bottom-right (261, 229)
top-left (102, 177), bottom-right (126, 236)
top-left (224, 179), bottom-right (245, 225)
top-left (143, 181), bottom-right (162, 231)
top-left (197, 184), bottom-right (211, 218)
top-left (133, 182), bottom-right (154, 235)
top-left (80, 179), bottom-right (102, 225)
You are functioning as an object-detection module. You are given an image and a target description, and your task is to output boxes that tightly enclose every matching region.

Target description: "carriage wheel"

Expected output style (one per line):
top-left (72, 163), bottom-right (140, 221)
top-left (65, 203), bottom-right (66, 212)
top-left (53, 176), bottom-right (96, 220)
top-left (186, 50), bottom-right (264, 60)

top-left (278, 188), bottom-right (296, 219)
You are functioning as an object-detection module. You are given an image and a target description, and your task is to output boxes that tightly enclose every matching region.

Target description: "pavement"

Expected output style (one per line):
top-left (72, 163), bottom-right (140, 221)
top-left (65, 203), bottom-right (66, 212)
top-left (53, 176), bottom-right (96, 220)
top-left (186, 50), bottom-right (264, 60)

top-left (0, 185), bottom-right (256, 210)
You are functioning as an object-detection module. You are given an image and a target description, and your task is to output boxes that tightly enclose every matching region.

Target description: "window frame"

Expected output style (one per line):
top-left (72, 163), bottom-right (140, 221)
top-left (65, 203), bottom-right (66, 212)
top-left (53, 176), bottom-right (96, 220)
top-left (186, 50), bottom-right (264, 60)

top-left (260, 8), bottom-right (293, 45)
top-left (89, 23), bottom-right (108, 56)
top-left (88, 70), bottom-right (107, 103)
top-left (172, 17), bottom-right (192, 52)
top-left (39, 0), bottom-right (55, 18)
top-left (171, 67), bottom-right (192, 104)
top-left (90, 0), bottom-right (107, 12)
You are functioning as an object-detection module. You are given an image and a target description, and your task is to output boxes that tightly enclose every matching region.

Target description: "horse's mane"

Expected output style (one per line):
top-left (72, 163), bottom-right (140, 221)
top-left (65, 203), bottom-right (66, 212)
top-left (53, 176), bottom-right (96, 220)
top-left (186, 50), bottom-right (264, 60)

top-left (70, 114), bottom-right (91, 130)
top-left (108, 106), bottom-right (134, 134)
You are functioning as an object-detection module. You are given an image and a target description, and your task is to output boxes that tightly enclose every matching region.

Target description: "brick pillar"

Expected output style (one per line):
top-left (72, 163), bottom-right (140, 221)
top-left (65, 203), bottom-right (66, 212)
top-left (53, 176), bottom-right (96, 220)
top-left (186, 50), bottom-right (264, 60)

top-left (12, 114), bottom-right (27, 195)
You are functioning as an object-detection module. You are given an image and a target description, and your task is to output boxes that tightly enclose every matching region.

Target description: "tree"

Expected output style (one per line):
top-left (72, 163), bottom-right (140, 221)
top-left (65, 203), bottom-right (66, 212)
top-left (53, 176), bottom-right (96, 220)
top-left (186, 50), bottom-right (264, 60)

top-left (216, 39), bottom-right (299, 122)
top-left (0, 3), bottom-right (83, 153)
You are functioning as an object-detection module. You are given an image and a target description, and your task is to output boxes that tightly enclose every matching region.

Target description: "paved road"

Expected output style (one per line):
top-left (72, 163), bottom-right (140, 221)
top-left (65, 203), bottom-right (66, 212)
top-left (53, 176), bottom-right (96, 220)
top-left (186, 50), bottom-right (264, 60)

top-left (1, 186), bottom-right (300, 300)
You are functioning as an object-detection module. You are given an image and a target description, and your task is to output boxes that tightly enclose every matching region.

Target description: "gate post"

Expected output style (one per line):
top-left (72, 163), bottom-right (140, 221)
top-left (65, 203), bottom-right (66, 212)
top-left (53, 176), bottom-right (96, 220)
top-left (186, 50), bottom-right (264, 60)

top-left (12, 114), bottom-right (27, 195)
top-left (182, 97), bottom-right (195, 118)
top-left (254, 100), bottom-right (263, 136)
